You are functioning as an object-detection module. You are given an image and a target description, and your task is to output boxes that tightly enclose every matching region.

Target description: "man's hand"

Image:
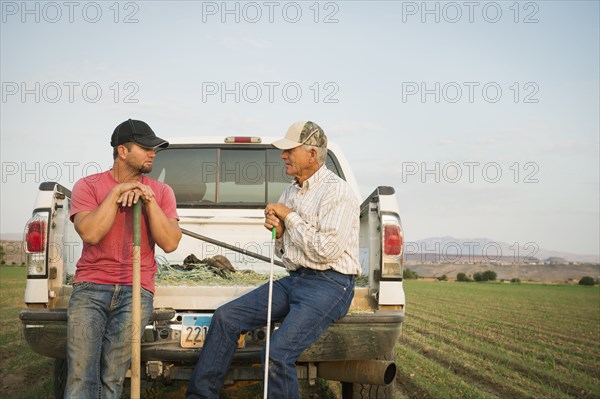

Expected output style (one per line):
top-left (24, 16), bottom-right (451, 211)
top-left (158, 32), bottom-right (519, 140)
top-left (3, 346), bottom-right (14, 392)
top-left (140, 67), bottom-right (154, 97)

top-left (264, 203), bottom-right (291, 239)
top-left (113, 181), bottom-right (181, 252)
top-left (115, 182), bottom-right (156, 207)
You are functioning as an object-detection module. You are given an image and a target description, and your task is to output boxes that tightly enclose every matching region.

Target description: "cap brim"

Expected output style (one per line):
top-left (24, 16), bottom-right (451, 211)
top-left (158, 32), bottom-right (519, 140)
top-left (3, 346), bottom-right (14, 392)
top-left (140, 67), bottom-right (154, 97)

top-left (135, 137), bottom-right (169, 149)
top-left (272, 137), bottom-right (302, 150)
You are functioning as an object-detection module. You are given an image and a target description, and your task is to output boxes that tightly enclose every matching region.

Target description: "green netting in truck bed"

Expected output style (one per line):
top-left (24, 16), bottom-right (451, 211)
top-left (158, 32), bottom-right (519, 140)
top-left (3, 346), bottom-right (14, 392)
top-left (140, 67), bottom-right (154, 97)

top-left (156, 259), bottom-right (279, 286)
top-left (65, 255), bottom-right (368, 287)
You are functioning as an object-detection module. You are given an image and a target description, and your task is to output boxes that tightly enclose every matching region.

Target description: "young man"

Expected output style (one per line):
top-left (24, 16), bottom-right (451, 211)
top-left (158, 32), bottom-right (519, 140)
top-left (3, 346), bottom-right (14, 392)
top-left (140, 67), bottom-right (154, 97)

top-left (187, 121), bottom-right (360, 399)
top-left (65, 119), bottom-right (182, 398)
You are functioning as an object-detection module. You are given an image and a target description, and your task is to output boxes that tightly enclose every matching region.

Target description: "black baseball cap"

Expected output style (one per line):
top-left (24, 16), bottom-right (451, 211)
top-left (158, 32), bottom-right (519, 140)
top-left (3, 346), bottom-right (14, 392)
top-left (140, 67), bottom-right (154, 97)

top-left (110, 119), bottom-right (169, 149)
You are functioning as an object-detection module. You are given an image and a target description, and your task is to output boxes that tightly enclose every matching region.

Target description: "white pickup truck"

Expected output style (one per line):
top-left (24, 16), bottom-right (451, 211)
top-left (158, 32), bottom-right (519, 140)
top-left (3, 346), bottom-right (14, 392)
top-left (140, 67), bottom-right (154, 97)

top-left (20, 135), bottom-right (405, 398)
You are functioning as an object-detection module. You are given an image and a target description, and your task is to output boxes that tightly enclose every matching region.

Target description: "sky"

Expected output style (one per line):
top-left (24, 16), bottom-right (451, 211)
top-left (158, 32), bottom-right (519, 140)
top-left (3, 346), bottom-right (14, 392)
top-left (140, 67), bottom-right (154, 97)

top-left (1, 1), bottom-right (599, 256)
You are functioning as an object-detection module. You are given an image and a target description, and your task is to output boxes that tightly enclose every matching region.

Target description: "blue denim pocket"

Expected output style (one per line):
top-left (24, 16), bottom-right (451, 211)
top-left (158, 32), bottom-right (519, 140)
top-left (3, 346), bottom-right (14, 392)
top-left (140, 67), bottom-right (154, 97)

top-left (320, 270), bottom-right (354, 291)
top-left (141, 286), bottom-right (154, 298)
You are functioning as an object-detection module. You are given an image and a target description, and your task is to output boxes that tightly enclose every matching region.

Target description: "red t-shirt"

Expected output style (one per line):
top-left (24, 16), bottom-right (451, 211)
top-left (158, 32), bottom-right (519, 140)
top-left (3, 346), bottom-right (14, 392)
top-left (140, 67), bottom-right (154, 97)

top-left (69, 171), bottom-right (179, 293)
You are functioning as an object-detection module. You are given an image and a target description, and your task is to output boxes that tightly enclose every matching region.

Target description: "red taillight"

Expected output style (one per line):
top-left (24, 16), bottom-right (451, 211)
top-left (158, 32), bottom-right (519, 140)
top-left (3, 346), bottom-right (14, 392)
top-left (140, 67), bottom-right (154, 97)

top-left (384, 224), bottom-right (402, 256)
top-left (224, 136), bottom-right (262, 143)
top-left (26, 220), bottom-right (46, 253)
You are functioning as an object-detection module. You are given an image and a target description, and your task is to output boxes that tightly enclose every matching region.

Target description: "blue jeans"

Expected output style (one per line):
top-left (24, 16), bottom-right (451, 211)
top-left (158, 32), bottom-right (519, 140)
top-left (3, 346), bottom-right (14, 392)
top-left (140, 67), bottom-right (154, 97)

top-left (186, 268), bottom-right (355, 399)
top-left (65, 282), bottom-right (154, 399)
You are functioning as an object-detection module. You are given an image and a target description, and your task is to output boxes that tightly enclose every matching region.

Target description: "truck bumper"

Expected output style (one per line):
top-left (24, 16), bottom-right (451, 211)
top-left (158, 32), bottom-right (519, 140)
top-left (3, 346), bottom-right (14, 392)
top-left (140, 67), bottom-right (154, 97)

top-left (20, 308), bottom-right (404, 378)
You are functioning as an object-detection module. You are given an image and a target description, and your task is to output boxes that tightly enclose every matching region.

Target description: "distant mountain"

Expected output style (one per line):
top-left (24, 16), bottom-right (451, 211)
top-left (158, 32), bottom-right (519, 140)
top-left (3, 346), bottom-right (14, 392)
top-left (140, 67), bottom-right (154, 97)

top-left (406, 236), bottom-right (599, 264)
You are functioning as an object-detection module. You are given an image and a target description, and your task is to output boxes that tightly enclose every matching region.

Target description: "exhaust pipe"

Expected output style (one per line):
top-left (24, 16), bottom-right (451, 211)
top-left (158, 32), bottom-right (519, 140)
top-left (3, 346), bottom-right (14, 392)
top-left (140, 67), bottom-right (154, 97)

top-left (317, 360), bottom-right (396, 386)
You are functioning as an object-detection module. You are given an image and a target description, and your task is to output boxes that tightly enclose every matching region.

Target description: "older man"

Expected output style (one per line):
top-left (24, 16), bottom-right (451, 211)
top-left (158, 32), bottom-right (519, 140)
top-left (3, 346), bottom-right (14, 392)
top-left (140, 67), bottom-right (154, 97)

top-left (187, 121), bottom-right (360, 399)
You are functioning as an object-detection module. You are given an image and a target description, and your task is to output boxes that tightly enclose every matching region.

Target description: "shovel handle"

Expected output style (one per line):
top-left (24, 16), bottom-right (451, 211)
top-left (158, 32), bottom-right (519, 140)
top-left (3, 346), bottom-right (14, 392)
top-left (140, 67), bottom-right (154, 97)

top-left (133, 200), bottom-right (141, 246)
top-left (131, 200), bottom-right (142, 399)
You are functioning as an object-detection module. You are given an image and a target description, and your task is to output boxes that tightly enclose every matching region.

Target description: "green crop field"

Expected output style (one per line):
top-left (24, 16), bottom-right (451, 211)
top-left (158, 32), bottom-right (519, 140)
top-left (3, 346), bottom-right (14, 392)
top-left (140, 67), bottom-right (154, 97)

top-left (397, 280), bottom-right (600, 399)
top-left (2, 266), bottom-right (599, 398)
top-left (0, 266), bottom-right (54, 398)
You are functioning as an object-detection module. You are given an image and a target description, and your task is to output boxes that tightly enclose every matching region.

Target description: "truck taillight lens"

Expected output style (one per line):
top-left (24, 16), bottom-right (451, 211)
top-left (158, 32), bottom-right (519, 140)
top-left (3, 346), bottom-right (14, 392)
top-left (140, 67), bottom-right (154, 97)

top-left (25, 220), bottom-right (46, 253)
top-left (384, 225), bottom-right (402, 256)
top-left (381, 214), bottom-right (403, 279)
top-left (24, 214), bottom-right (48, 277)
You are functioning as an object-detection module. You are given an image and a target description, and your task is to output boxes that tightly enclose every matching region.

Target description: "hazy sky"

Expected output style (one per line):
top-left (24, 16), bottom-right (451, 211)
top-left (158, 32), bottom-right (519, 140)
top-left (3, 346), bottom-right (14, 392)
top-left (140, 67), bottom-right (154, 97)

top-left (1, 1), bottom-right (598, 256)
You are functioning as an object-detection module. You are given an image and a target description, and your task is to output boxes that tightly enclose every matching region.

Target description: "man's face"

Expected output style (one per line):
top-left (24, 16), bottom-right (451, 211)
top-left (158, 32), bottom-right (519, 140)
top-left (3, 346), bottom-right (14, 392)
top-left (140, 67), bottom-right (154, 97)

top-left (280, 145), bottom-right (313, 178)
top-left (125, 143), bottom-right (156, 174)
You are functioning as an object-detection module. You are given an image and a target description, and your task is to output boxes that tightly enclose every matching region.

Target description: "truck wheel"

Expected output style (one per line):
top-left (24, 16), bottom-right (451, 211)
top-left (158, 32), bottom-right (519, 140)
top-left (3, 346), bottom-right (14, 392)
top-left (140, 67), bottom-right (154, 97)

top-left (341, 349), bottom-right (397, 399)
top-left (341, 381), bottom-right (395, 399)
top-left (54, 358), bottom-right (68, 399)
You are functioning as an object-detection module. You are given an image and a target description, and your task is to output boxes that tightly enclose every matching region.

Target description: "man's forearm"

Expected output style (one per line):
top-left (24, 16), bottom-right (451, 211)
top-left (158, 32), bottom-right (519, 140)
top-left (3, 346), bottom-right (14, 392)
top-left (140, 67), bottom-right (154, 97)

top-left (74, 190), bottom-right (121, 245)
top-left (145, 200), bottom-right (181, 253)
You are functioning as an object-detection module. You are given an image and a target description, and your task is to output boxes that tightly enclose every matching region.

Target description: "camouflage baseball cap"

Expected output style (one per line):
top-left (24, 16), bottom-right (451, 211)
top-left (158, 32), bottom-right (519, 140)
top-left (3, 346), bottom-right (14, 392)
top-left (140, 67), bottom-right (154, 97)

top-left (272, 121), bottom-right (328, 150)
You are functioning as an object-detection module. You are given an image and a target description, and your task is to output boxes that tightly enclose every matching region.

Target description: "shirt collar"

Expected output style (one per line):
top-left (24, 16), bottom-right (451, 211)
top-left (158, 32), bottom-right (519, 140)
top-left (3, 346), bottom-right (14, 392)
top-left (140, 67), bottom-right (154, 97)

top-left (293, 164), bottom-right (329, 191)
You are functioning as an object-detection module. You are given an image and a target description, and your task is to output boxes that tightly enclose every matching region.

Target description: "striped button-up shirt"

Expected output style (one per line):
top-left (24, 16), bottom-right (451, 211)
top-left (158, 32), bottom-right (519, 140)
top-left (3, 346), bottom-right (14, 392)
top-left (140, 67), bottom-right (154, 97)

top-left (275, 165), bottom-right (361, 275)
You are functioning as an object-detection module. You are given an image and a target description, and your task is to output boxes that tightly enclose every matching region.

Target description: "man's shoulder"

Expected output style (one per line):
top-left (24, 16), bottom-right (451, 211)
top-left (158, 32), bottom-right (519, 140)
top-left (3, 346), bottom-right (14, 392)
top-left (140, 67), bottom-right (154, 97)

top-left (323, 167), bottom-right (343, 182)
top-left (312, 165), bottom-right (341, 185)
top-left (142, 176), bottom-right (177, 203)
top-left (319, 170), bottom-right (357, 204)
top-left (320, 168), bottom-right (350, 191)
top-left (143, 175), bottom-right (170, 190)
top-left (73, 171), bottom-right (110, 190)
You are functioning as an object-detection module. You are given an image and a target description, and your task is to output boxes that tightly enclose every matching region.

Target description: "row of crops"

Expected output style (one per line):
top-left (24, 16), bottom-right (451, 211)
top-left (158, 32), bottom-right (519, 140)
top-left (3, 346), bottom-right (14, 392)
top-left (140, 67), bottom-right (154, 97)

top-left (395, 280), bottom-right (600, 398)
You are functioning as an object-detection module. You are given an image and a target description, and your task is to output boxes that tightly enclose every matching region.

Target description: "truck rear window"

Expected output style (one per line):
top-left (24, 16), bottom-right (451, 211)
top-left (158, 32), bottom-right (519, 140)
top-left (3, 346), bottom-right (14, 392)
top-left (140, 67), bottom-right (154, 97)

top-left (148, 146), bottom-right (343, 207)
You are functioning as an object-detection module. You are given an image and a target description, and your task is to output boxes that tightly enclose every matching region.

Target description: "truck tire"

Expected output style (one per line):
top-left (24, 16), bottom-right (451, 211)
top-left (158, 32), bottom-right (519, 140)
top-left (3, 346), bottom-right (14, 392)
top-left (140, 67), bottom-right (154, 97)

top-left (341, 350), bottom-right (397, 399)
top-left (54, 358), bottom-right (68, 399)
top-left (341, 381), bottom-right (395, 399)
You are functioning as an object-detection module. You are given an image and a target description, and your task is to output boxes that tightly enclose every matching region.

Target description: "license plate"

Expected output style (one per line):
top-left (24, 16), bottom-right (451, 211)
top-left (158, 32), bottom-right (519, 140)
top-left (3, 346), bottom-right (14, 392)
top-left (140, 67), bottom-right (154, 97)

top-left (180, 314), bottom-right (245, 348)
top-left (181, 315), bottom-right (211, 348)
